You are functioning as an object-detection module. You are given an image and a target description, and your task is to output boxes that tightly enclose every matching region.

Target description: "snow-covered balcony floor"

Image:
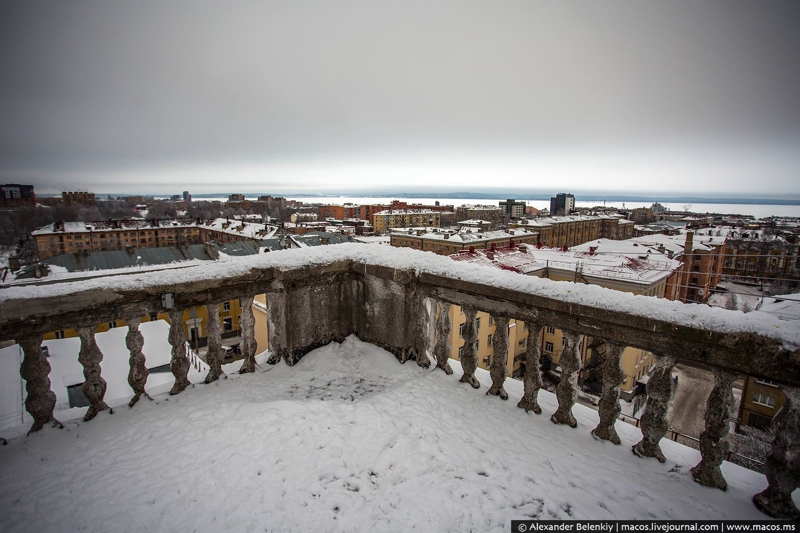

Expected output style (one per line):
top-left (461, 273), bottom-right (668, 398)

top-left (0, 337), bottom-right (788, 531)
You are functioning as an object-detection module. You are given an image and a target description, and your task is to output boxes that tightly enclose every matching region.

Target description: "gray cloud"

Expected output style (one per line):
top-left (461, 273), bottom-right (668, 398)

top-left (1, 1), bottom-right (799, 194)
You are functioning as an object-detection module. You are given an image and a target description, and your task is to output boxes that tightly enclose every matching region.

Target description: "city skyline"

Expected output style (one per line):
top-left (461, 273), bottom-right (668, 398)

top-left (2, 1), bottom-right (799, 195)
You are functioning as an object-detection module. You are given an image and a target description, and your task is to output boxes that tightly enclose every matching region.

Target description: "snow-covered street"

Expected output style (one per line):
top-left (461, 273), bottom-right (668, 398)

top-left (0, 337), bottom-right (790, 531)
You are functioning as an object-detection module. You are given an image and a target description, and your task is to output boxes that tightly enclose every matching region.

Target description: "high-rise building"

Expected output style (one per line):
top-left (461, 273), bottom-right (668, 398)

top-left (550, 193), bottom-right (575, 216)
top-left (183, 191), bottom-right (191, 202)
top-left (0, 184), bottom-right (35, 208)
top-left (498, 199), bottom-right (526, 219)
top-left (62, 191), bottom-right (95, 207)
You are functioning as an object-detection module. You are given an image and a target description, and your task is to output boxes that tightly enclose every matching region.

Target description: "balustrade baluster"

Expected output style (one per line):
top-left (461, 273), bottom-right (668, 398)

top-left (517, 322), bottom-right (543, 414)
top-left (632, 354), bottom-right (676, 462)
top-left (753, 385), bottom-right (800, 519)
top-left (238, 295), bottom-right (257, 373)
top-left (126, 318), bottom-right (152, 407)
top-left (592, 341), bottom-right (626, 444)
top-left (18, 334), bottom-right (62, 434)
top-left (412, 294), bottom-right (431, 368)
top-left (203, 303), bottom-right (225, 383)
top-left (551, 331), bottom-right (582, 427)
top-left (486, 316), bottom-right (509, 400)
top-left (433, 301), bottom-right (453, 375)
top-left (77, 326), bottom-right (111, 421)
top-left (167, 309), bottom-right (191, 395)
top-left (690, 368), bottom-right (736, 490)
top-left (266, 288), bottom-right (288, 365)
top-left (459, 307), bottom-right (480, 389)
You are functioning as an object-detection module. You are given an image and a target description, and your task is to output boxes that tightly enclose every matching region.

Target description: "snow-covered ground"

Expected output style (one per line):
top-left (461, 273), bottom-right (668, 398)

top-left (708, 282), bottom-right (766, 313)
top-left (0, 337), bottom-right (789, 530)
top-left (0, 321), bottom-right (208, 431)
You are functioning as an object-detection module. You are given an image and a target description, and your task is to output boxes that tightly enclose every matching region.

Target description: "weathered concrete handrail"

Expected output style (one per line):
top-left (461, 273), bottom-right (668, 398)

top-left (2, 245), bottom-right (798, 382)
top-left (1, 244), bottom-right (799, 519)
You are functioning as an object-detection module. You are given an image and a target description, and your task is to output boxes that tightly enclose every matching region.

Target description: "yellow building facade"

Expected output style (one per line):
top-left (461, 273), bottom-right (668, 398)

top-left (444, 305), bottom-right (653, 399)
top-left (372, 210), bottom-right (441, 234)
top-left (44, 297), bottom-right (262, 351)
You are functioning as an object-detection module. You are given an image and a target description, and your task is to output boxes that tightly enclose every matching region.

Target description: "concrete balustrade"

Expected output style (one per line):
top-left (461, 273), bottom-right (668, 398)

top-left (1, 248), bottom-right (799, 518)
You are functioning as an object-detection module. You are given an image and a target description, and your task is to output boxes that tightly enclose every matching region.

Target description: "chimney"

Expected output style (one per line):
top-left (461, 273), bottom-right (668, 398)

top-left (204, 242), bottom-right (219, 260)
top-left (658, 244), bottom-right (665, 254)
top-left (486, 251), bottom-right (494, 260)
top-left (684, 232), bottom-right (694, 255)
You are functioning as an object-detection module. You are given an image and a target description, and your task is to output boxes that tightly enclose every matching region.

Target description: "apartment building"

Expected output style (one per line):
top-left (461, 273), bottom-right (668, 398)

top-left (733, 294), bottom-right (798, 431)
top-left (62, 191), bottom-right (95, 207)
top-left (224, 195), bottom-right (286, 213)
top-left (32, 218), bottom-right (279, 260)
top-left (635, 231), bottom-right (723, 303)
top-left (448, 307), bottom-right (529, 378)
top-left (1, 184), bottom-right (36, 208)
top-left (455, 205), bottom-right (504, 222)
top-left (320, 200), bottom-right (455, 223)
top-left (390, 228), bottom-right (539, 255)
top-left (499, 199), bottom-right (526, 219)
top-left (550, 193), bottom-right (575, 216)
top-left (722, 229), bottom-right (798, 279)
top-left (511, 215), bottom-right (635, 248)
top-left (373, 209), bottom-right (443, 233)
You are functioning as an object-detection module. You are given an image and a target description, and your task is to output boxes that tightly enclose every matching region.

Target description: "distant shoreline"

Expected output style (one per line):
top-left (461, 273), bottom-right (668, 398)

top-left (36, 192), bottom-right (800, 206)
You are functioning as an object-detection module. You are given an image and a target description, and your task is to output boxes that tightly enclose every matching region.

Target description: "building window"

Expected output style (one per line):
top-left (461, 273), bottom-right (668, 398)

top-left (487, 334), bottom-right (493, 347)
top-left (459, 323), bottom-right (465, 338)
top-left (518, 338), bottom-right (527, 349)
top-left (67, 383), bottom-right (90, 408)
top-left (546, 326), bottom-right (555, 334)
top-left (223, 301), bottom-right (231, 311)
top-left (747, 413), bottom-right (772, 431)
top-left (752, 393), bottom-right (776, 408)
top-left (108, 322), bottom-right (117, 329)
top-left (475, 317), bottom-right (481, 331)
top-left (457, 346), bottom-right (463, 359)
top-left (223, 317), bottom-right (233, 332)
top-left (54, 330), bottom-right (65, 339)
top-left (755, 379), bottom-right (779, 387)
top-left (545, 341), bottom-right (554, 353)
top-left (489, 316), bottom-right (494, 326)
top-left (149, 313), bottom-right (159, 321)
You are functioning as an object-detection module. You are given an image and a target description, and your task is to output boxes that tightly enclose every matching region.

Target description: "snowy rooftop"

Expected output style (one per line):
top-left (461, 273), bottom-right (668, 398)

top-left (758, 294), bottom-right (800, 322)
top-left (450, 245), bottom-right (681, 286)
top-left (391, 228), bottom-right (537, 243)
top-left (373, 209), bottom-right (446, 216)
top-left (201, 218), bottom-right (278, 239)
top-left (0, 337), bottom-right (787, 529)
top-left (32, 218), bottom-right (279, 240)
top-left (574, 234), bottom-right (723, 257)
top-left (514, 214), bottom-right (634, 228)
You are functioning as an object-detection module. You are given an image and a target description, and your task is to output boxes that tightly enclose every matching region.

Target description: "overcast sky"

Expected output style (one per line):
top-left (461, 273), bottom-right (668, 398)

top-left (1, 1), bottom-right (799, 196)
